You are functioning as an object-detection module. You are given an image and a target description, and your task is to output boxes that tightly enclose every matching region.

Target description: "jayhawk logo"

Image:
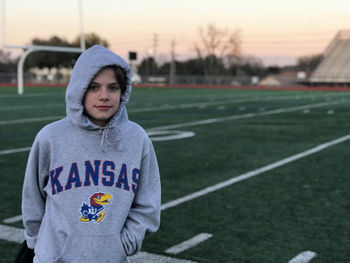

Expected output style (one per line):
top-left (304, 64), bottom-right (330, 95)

top-left (80, 192), bottom-right (112, 223)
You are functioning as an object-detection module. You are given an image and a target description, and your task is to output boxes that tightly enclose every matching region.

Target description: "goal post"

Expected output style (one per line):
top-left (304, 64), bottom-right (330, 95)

top-left (1, 0), bottom-right (86, 94)
top-left (14, 45), bottom-right (84, 95)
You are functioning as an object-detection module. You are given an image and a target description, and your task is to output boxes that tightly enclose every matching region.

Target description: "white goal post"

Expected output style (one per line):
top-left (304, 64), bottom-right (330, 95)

top-left (9, 45), bottom-right (84, 95)
top-left (1, 0), bottom-right (86, 94)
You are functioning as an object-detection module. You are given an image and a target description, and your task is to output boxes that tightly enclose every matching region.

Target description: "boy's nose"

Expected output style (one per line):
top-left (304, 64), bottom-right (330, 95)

top-left (98, 87), bottom-right (109, 100)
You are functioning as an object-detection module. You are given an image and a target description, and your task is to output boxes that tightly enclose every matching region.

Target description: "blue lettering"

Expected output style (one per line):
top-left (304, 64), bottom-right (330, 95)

top-left (50, 167), bottom-right (63, 195)
top-left (65, 163), bottom-right (82, 190)
top-left (102, 161), bottom-right (115, 186)
top-left (84, 160), bottom-right (100, 186)
top-left (132, 168), bottom-right (140, 193)
top-left (116, 163), bottom-right (130, 191)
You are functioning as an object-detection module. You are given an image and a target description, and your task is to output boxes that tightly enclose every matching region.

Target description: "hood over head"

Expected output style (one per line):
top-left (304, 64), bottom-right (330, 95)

top-left (65, 45), bottom-right (132, 152)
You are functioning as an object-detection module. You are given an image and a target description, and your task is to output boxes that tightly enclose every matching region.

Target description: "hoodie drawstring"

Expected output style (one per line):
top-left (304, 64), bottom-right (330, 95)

top-left (100, 125), bottom-right (123, 152)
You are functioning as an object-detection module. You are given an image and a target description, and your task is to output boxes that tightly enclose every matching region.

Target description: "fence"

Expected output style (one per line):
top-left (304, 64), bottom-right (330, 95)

top-left (0, 72), bottom-right (303, 87)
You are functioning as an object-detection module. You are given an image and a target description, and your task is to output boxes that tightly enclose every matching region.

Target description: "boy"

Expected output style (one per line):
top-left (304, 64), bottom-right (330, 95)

top-left (21, 45), bottom-right (161, 263)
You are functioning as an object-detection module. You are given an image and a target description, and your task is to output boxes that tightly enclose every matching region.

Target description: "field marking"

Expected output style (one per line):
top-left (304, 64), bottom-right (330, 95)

top-left (0, 91), bottom-right (346, 116)
top-left (0, 147), bottom-right (31, 155)
top-left (0, 224), bottom-right (196, 262)
top-left (0, 92), bottom-right (65, 99)
top-left (0, 94), bottom-right (303, 121)
top-left (129, 251), bottom-right (196, 262)
top-left (0, 97), bottom-right (258, 123)
top-left (0, 95), bottom-right (347, 126)
top-left (165, 233), bottom-right (213, 255)
top-left (0, 103), bottom-right (64, 111)
top-left (129, 93), bottom-right (318, 113)
top-left (0, 224), bottom-right (25, 243)
top-left (3, 215), bottom-right (22, 224)
top-left (161, 133), bottom-right (350, 210)
top-left (288, 251), bottom-right (317, 263)
top-left (148, 130), bottom-right (196, 141)
top-left (0, 116), bottom-right (63, 125)
top-left (148, 100), bottom-right (346, 131)
top-left (0, 100), bottom-right (346, 154)
top-left (0, 96), bottom-right (257, 112)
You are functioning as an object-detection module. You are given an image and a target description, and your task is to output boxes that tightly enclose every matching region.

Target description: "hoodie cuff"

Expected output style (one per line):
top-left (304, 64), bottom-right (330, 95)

top-left (120, 228), bottom-right (138, 256)
top-left (24, 230), bottom-right (37, 249)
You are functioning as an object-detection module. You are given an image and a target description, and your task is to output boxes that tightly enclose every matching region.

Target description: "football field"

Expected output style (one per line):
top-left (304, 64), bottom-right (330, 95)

top-left (1, 85), bottom-right (350, 262)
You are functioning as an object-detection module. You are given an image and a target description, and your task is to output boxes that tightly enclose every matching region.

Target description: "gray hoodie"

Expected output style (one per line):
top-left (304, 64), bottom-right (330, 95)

top-left (22, 45), bottom-right (161, 263)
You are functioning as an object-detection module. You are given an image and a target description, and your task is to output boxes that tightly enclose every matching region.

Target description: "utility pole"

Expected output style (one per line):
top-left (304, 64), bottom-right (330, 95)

top-left (170, 39), bottom-right (176, 84)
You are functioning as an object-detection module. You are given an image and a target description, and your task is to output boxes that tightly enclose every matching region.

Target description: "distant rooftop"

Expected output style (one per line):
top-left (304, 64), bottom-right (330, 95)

top-left (309, 30), bottom-right (350, 84)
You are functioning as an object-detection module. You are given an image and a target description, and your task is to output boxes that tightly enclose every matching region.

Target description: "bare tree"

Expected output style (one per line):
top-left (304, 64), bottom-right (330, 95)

top-left (194, 23), bottom-right (241, 75)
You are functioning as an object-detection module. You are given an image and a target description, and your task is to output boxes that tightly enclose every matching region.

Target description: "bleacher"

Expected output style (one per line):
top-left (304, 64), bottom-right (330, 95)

top-left (309, 30), bottom-right (350, 84)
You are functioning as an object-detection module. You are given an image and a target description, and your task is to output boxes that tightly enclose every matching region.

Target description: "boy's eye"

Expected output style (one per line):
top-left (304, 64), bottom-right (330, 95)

top-left (108, 84), bottom-right (120, 91)
top-left (88, 84), bottom-right (99, 91)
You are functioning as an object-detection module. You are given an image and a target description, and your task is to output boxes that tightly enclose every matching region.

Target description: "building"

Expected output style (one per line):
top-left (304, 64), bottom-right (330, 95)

top-left (309, 30), bottom-right (350, 85)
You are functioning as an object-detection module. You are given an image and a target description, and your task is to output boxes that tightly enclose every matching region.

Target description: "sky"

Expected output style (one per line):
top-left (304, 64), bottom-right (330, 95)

top-left (1, 0), bottom-right (350, 66)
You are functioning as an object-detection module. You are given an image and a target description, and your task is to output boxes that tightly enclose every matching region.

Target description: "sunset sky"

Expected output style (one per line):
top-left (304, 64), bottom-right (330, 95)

top-left (2, 0), bottom-right (349, 65)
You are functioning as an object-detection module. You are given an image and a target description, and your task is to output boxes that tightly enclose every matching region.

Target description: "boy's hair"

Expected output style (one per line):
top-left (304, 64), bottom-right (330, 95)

top-left (92, 65), bottom-right (127, 95)
top-left (111, 65), bottom-right (127, 95)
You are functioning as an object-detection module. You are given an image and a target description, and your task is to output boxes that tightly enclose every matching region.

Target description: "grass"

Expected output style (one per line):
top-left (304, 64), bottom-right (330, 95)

top-left (1, 85), bottom-right (350, 262)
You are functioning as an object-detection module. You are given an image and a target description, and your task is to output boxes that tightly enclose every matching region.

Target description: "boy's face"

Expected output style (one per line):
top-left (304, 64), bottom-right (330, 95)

top-left (83, 67), bottom-right (121, 127)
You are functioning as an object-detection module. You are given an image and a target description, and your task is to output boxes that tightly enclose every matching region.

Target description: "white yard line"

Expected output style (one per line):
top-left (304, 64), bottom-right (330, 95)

top-left (0, 103), bottom-right (64, 111)
top-left (3, 215), bottom-right (22, 224)
top-left (288, 251), bottom-right (317, 263)
top-left (0, 100), bottom-right (346, 154)
top-left (0, 147), bottom-right (31, 155)
top-left (129, 94), bottom-right (315, 113)
top-left (0, 224), bottom-right (25, 243)
top-left (0, 96), bottom-right (255, 112)
top-left (0, 92), bottom-right (345, 113)
top-left (165, 233), bottom-right (213, 255)
top-left (161, 133), bottom-right (350, 210)
top-left (0, 92), bottom-right (65, 99)
top-left (0, 116), bottom-right (63, 125)
top-left (130, 251), bottom-right (196, 262)
top-left (130, 99), bottom-right (239, 113)
top-left (148, 100), bottom-right (344, 131)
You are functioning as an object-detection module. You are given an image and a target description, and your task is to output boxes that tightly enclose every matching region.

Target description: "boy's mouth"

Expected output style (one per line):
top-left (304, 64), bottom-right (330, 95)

top-left (95, 105), bottom-right (112, 111)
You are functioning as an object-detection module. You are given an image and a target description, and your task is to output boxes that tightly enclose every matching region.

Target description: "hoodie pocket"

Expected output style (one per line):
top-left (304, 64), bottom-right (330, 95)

top-left (53, 234), bottom-right (128, 263)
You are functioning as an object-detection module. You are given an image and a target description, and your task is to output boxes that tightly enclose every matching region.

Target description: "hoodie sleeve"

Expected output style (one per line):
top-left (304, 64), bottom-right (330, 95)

top-left (121, 139), bottom-right (161, 256)
top-left (22, 133), bottom-right (50, 249)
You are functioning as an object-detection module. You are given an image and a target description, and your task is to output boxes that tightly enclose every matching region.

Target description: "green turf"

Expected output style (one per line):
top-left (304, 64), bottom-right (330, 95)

top-left (1, 85), bottom-right (350, 262)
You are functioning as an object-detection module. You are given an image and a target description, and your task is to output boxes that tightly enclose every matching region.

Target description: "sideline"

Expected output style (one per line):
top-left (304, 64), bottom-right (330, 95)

top-left (161, 133), bottom-right (350, 210)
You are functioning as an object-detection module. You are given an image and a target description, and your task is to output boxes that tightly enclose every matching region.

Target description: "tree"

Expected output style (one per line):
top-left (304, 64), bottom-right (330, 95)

top-left (25, 33), bottom-right (109, 70)
top-left (296, 54), bottom-right (323, 72)
top-left (26, 35), bottom-right (75, 69)
top-left (138, 57), bottom-right (158, 75)
top-left (0, 50), bottom-right (18, 73)
top-left (194, 23), bottom-right (241, 75)
top-left (71, 32), bottom-right (109, 49)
